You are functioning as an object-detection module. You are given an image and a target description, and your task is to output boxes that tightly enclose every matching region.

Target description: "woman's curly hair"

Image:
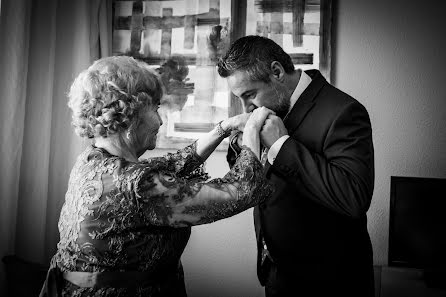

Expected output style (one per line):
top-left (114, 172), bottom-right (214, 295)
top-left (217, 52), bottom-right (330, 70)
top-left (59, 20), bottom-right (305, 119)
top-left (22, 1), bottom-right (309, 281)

top-left (68, 56), bottom-right (163, 138)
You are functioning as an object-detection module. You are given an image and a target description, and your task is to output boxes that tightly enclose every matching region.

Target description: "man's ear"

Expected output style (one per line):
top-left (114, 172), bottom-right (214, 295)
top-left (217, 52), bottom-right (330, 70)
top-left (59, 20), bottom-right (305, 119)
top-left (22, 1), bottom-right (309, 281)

top-left (270, 61), bottom-right (285, 81)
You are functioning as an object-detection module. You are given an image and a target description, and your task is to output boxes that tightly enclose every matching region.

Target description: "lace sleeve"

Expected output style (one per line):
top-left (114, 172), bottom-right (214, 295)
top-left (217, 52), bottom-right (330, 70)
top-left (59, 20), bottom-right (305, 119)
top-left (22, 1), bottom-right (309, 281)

top-left (142, 141), bottom-right (208, 181)
top-left (123, 146), bottom-right (274, 227)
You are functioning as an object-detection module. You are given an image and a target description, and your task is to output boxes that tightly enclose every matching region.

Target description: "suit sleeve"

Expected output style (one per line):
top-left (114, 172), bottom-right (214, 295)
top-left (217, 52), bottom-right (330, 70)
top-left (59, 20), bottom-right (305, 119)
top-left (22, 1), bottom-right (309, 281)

top-left (270, 101), bottom-right (374, 218)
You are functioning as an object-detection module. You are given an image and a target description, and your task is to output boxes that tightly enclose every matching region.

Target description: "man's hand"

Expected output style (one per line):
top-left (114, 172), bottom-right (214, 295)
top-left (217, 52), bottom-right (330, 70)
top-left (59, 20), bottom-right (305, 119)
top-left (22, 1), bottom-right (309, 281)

top-left (242, 107), bottom-right (275, 159)
top-left (245, 107), bottom-right (275, 131)
top-left (260, 115), bottom-right (288, 148)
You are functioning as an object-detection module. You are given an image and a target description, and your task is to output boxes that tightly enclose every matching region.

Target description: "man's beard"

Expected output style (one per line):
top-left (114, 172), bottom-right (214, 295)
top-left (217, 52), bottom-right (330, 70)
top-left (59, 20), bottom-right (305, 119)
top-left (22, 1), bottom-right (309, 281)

top-left (271, 83), bottom-right (290, 119)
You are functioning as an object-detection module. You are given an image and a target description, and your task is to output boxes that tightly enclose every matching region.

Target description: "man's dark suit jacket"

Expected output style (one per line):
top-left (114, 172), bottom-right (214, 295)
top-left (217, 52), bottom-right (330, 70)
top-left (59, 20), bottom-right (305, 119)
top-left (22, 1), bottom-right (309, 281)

top-left (227, 70), bottom-right (375, 296)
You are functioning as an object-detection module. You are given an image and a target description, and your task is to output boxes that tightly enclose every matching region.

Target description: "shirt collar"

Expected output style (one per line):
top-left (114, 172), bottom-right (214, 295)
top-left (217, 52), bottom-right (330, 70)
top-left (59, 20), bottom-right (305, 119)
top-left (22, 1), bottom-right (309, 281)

top-left (286, 70), bottom-right (312, 116)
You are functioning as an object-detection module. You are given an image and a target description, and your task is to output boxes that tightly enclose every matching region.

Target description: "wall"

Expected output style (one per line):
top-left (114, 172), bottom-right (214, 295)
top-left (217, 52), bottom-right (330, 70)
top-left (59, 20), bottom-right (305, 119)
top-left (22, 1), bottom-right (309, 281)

top-left (147, 1), bottom-right (446, 295)
top-left (334, 0), bottom-right (446, 266)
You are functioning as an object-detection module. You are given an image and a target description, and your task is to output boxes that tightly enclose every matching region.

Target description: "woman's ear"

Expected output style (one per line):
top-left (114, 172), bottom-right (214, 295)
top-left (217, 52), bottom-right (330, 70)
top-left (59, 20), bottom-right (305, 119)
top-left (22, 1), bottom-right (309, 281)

top-left (270, 61), bottom-right (285, 81)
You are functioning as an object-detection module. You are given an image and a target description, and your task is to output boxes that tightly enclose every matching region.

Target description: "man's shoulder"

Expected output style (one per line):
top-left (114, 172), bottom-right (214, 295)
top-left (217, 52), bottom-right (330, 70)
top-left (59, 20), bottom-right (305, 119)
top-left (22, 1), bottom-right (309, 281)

top-left (302, 70), bottom-right (369, 116)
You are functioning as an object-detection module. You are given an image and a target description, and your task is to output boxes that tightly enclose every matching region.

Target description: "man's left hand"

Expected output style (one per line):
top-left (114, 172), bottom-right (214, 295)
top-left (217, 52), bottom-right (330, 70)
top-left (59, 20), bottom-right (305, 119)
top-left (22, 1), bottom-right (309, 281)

top-left (260, 115), bottom-right (288, 148)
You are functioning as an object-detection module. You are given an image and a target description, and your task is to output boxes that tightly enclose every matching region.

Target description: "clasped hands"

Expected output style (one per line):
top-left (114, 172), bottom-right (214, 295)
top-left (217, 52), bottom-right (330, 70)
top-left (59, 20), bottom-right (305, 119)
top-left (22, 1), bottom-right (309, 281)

top-left (227, 107), bottom-right (288, 152)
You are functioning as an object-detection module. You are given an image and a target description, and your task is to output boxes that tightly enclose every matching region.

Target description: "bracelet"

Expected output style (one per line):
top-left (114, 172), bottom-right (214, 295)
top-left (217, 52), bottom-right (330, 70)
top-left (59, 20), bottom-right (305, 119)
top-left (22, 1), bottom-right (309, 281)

top-left (216, 120), bottom-right (231, 138)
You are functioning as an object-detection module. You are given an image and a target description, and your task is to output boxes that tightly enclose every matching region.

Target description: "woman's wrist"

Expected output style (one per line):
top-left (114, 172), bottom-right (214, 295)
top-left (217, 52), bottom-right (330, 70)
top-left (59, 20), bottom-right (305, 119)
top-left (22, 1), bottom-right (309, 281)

top-left (241, 127), bottom-right (260, 157)
top-left (216, 120), bottom-right (231, 138)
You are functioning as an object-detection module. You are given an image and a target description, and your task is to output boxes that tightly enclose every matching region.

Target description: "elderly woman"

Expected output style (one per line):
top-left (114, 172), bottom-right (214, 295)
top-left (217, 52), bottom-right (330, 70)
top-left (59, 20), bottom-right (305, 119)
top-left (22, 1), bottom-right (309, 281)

top-left (39, 56), bottom-right (273, 297)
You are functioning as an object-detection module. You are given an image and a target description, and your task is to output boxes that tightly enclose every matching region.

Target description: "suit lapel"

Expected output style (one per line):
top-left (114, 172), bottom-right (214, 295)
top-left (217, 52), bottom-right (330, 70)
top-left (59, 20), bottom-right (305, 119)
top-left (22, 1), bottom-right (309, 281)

top-left (263, 70), bottom-right (326, 177)
top-left (283, 70), bottom-right (326, 135)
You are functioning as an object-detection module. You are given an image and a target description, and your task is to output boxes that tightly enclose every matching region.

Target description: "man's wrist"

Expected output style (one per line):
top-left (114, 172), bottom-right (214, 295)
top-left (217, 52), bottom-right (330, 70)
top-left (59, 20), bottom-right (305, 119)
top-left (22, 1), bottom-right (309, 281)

top-left (268, 135), bottom-right (290, 164)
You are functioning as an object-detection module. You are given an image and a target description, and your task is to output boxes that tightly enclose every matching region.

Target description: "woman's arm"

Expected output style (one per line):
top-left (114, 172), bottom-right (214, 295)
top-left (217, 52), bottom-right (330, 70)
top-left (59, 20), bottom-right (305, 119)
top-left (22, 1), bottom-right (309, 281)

top-left (196, 107), bottom-right (272, 161)
top-left (135, 146), bottom-right (272, 227)
top-left (143, 113), bottom-right (251, 179)
top-left (125, 108), bottom-right (274, 227)
top-left (194, 113), bottom-right (251, 160)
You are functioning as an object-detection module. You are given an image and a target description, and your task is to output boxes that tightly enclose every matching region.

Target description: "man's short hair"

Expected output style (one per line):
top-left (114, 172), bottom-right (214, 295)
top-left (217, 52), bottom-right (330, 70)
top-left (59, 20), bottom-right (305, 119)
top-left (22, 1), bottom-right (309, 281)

top-left (217, 35), bottom-right (295, 82)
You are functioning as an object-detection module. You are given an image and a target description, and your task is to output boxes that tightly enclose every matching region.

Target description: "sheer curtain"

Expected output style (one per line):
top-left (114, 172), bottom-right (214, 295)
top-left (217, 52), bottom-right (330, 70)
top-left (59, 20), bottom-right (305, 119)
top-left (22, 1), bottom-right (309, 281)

top-left (0, 0), bottom-right (112, 294)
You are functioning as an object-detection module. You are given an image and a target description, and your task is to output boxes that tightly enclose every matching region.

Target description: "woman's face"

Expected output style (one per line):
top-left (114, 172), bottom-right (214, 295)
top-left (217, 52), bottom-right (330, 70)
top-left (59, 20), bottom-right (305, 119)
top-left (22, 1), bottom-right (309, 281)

top-left (133, 103), bottom-right (163, 155)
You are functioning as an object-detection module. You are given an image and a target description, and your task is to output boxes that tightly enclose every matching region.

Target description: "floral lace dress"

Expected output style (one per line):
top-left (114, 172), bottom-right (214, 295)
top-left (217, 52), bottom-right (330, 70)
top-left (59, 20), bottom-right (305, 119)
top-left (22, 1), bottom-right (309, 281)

top-left (44, 142), bottom-right (273, 297)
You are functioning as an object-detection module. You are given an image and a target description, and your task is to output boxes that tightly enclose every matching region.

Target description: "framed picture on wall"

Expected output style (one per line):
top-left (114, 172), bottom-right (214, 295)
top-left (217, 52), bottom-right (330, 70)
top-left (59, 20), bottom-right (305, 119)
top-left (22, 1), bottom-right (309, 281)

top-left (112, 0), bottom-right (332, 150)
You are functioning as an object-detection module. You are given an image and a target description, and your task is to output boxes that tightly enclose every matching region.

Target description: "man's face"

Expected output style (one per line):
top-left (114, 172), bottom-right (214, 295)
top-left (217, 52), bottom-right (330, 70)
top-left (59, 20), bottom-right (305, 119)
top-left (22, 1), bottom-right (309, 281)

top-left (227, 70), bottom-right (290, 118)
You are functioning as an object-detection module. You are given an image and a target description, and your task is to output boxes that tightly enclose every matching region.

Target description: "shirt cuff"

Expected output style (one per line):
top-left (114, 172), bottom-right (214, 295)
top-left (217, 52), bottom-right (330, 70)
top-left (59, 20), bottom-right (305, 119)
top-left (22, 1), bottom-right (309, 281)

top-left (267, 135), bottom-right (290, 164)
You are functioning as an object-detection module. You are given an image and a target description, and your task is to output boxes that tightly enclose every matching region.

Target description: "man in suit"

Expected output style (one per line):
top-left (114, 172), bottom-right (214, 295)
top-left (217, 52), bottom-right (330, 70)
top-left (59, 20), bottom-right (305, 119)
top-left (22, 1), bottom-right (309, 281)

top-left (217, 35), bottom-right (375, 297)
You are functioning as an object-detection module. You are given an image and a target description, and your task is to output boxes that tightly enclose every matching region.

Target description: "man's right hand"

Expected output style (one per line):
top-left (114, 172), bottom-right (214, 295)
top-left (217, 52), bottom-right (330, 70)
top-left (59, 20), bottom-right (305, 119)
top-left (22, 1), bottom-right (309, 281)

top-left (260, 114), bottom-right (288, 148)
top-left (245, 107), bottom-right (275, 132)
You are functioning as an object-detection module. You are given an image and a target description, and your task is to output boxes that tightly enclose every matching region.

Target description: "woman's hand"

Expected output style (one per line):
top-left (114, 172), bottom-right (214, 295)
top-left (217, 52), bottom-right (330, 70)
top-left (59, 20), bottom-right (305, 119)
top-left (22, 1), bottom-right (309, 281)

top-left (242, 107), bottom-right (275, 159)
top-left (220, 112), bottom-right (252, 132)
